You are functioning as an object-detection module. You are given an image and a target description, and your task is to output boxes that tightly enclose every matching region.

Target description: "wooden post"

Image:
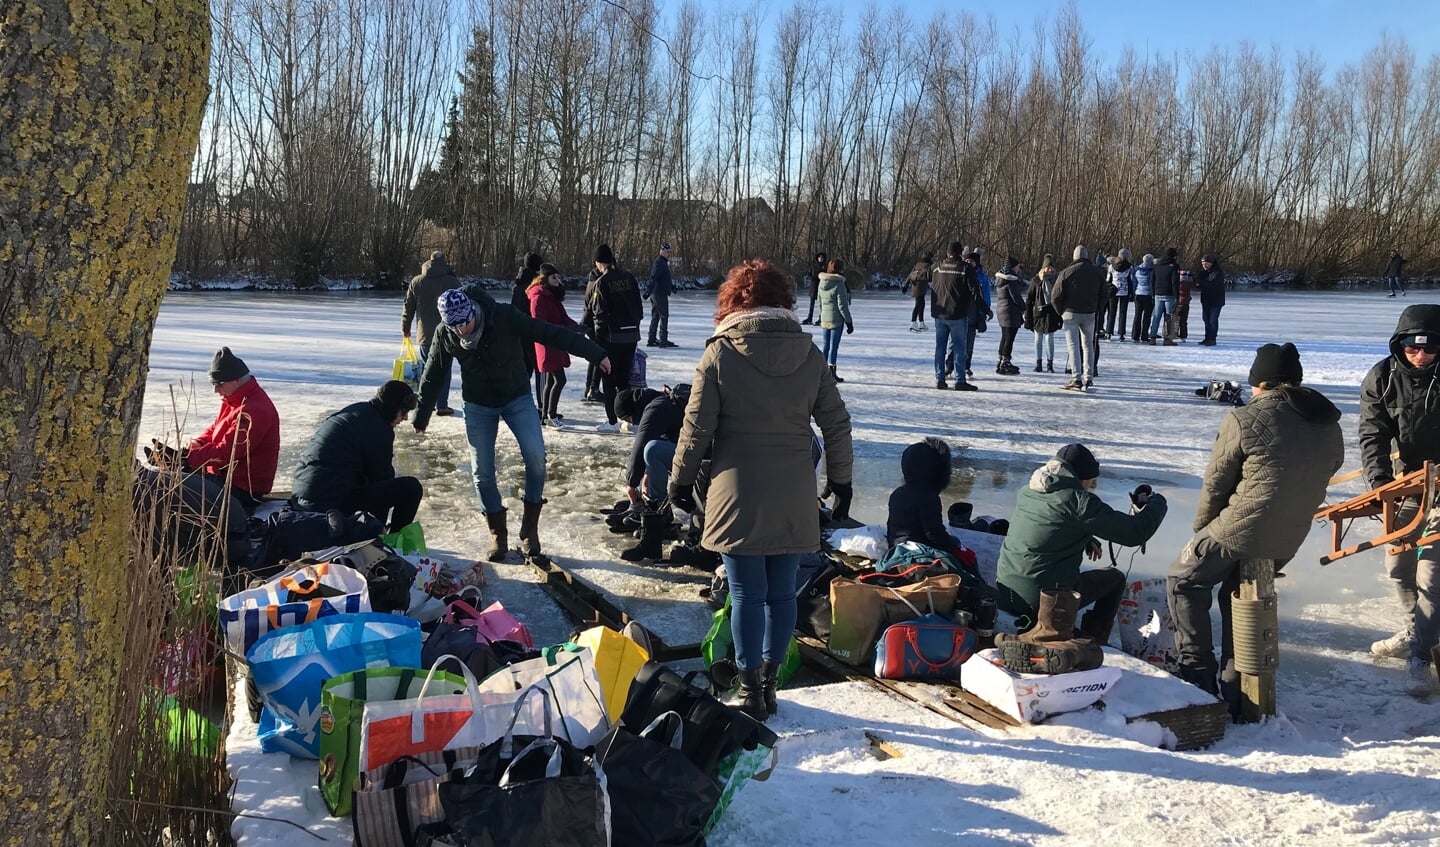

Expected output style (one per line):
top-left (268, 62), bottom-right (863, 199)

top-left (1237, 559), bottom-right (1277, 722)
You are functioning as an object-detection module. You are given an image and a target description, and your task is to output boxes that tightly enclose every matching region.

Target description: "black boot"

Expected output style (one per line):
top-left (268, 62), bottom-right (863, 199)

top-left (1047, 359), bottom-right (1055, 373)
top-left (517, 499), bottom-right (545, 558)
top-left (620, 503), bottom-right (670, 563)
top-left (484, 509), bottom-right (509, 562)
top-left (1034, 359), bottom-right (1043, 373)
top-left (760, 660), bottom-right (778, 717)
top-left (736, 668), bottom-right (768, 722)
top-left (829, 364), bottom-right (844, 384)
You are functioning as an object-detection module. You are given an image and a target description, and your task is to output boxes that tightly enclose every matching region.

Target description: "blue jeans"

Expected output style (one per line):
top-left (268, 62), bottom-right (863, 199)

top-left (1389, 276), bottom-right (1406, 295)
top-left (1202, 305), bottom-right (1223, 342)
top-left (419, 341), bottom-right (452, 410)
top-left (1150, 296), bottom-right (1176, 340)
top-left (821, 326), bottom-right (843, 366)
top-left (1033, 330), bottom-right (1055, 360)
top-left (934, 318), bottom-right (970, 383)
top-left (463, 394), bottom-right (546, 514)
top-left (642, 439), bottom-right (675, 501)
top-left (722, 553), bottom-right (801, 670)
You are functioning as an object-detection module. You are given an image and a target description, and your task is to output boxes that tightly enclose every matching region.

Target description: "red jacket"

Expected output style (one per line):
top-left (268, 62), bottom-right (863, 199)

top-left (528, 283), bottom-right (578, 373)
top-left (186, 377), bottom-right (280, 496)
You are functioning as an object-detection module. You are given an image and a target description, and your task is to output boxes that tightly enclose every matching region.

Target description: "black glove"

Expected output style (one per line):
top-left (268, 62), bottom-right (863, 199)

top-left (1130, 484), bottom-right (1153, 508)
top-left (825, 481), bottom-right (854, 522)
top-left (668, 481), bottom-right (697, 513)
top-left (845, 322), bottom-right (854, 335)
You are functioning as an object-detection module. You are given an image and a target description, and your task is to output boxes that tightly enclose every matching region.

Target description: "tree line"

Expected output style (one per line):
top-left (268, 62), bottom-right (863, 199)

top-left (178, 0), bottom-right (1440, 286)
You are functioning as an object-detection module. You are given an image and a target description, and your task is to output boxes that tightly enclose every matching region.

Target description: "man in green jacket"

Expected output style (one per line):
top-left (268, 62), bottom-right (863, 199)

top-left (1170, 343), bottom-right (1343, 699)
top-left (415, 288), bottom-right (610, 561)
top-left (996, 443), bottom-right (1169, 642)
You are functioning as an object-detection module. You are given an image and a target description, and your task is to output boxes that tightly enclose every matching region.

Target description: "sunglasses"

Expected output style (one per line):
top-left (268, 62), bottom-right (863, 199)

top-left (1404, 345), bottom-right (1439, 355)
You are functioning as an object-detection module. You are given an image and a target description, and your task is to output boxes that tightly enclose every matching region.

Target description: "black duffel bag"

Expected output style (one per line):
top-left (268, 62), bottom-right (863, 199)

top-left (621, 661), bottom-right (777, 781)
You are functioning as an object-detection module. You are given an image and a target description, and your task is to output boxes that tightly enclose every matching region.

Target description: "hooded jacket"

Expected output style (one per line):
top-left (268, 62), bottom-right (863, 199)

top-left (528, 281), bottom-right (578, 373)
top-left (415, 287), bottom-right (605, 427)
top-left (816, 273), bottom-right (854, 330)
top-left (291, 399), bottom-right (400, 512)
top-left (906, 261), bottom-right (932, 300)
top-left (670, 309), bottom-right (853, 554)
top-left (993, 266), bottom-right (1026, 328)
top-left (402, 257), bottom-right (459, 347)
top-left (930, 257), bottom-right (980, 321)
top-left (1152, 257), bottom-right (1180, 299)
top-left (1196, 386), bottom-right (1343, 559)
top-left (1134, 260), bottom-right (1156, 298)
top-left (1051, 259), bottom-right (1107, 315)
top-left (1110, 260), bottom-right (1135, 298)
top-left (1360, 304), bottom-right (1440, 488)
top-left (185, 376), bottom-right (281, 498)
top-left (995, 460), bottom-right (1168, 617)
top-left (886, 438), bottom-right (955, 550)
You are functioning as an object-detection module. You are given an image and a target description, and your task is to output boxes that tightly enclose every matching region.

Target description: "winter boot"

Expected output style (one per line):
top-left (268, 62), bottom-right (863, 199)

top-left (760, 660), bottom-right (779, 717)
top-left (484, 509), bottom-right (509, 562)
top-left (1046, 359), bottom-right (1055, 373)
top-left (1078, 607), bottom-right (1115, 646)
top-left (735, 668), bottom-right (769, 722)
top-left (829, 364), bottom-right (844, 384)
top-left (620, 503), bottom-right (671, 563)
top-left (1034, 359), bottom-right (1043, 373)
top-left (1371, 627), bottom-right (1414, 658)
top-left (997, 589), bottom-right (1103, 675)
top-left (996, 361), bottom-right (1008, 375)
top-left (517, 499), bottom-right (545, 558)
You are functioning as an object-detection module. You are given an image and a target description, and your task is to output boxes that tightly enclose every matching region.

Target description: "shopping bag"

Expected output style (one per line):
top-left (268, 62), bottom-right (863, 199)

top-left (621, 661), bottom-right (777, 781)
top-left (795, 556), bottom-right (847, 639)
top-left (358, 654), bottom-right (549, 774)
top-left (595, 713), bottom-right (720, 847)
top-left (1116, 577), bottom-right (1181, 671)
top-left (219, 561), bottom-right (370, 657)
top-left (700, 595), bottom-right (801, 691)
top-left (705, 739), bottom-right (776, 835)
top-left (421, 620), bottom-right (537, 683)
top-left (873, 613), bottom-right (977, 680)
top-left (573, 626), bottom-right (651, 724)
top-left (393, 337), bottom-right (422, 388)
top-left (629, 347), bottom-right (648, 389)
top-left (827, 574), bottom-right (961, 667)
top-left (477, 644), bottom-right (610, 749)
top-left (380, 521), bottom-right (427, 556)
top-left (319, 666), bottom-right (469, 817)
top-left (247, 612), bottom-right (421, 758)
top-left (445, 597), bottom-right (534, 648)
top-left (352, 747), bottom-right (478, 847)
top-left (438, 689), bottom-right (610, 847)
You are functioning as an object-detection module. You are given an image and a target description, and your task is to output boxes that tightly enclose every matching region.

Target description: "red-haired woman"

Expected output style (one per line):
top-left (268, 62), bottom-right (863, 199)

top-left (668, 259), bottom-right (854, 721)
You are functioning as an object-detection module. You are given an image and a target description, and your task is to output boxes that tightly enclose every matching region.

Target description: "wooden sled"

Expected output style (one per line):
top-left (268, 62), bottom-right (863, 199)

top-left (1314, 462), bottom-right (1440, 565)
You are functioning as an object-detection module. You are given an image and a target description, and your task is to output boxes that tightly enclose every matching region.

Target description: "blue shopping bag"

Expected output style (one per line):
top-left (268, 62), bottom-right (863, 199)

top-left (247, 612), bottom-right (422, 758)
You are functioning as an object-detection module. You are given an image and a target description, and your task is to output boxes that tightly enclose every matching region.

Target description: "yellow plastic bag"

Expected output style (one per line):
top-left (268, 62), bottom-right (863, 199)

top-left (574, 625), bottom-right (650, 723)
top-left (392, 337), bottom-right (422, 387)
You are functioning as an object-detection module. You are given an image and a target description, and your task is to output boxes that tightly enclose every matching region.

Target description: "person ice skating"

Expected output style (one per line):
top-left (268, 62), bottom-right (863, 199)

top-left (802, 251), bottom-right (827, 325)
top-left (1168, 343), bottom-right (1343, 706)
top-left (930, 242), bottom-right (982, 391)
top-left (1052, 245), bottom-right (1106, 390)
top-left (668, 259), bottom-right (853, 721)
top-left (647, 242), bottom-right (676, 347)
top-left (1145, 253), bottom-right (1177, 345)
top-left (528, 263), bottom-right (578, 426)
top-left (403, 251), bottom-right (461, 416)
top-left (906, 253), bottom-right (933, 332)
top-left (996, 443), bottom-right (1168, 644)
top-left (1384, 250), bottom-right (1408, 297)
top-left (613, 386), bottom-right (685, 563)
top-left (585, 243), bottom-right (644, 432)
top-left (1128, 249), bottom-right (1154, 343)
top-left (1105, 249), bottom-right (1134, 341)
top-left (1359, 305), bottom-right (1440, 692)
top-left (816, 258), bottom-right (854, 383)
top-left (290, 380), bottom-right (424, 533)
top-left (993, 256), bottom-right (1026, 375)
top-left (1025, 254), bottom-right (1062, 373)
top-left (415, 288), bottom-right (610, 561)
top-left (1197, 254), bottom-right (1226, 346)
top-left (886, 438), bottom-right (982, 577)
top-left (150, 347), bottom-right (281, 514)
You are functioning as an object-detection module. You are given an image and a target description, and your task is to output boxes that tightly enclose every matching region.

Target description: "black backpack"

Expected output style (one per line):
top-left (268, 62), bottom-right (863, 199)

top-left (248, 508), bottom-right (384, 578)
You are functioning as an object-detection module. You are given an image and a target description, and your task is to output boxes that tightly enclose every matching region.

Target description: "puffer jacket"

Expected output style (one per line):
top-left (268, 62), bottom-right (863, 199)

top-left (816, 273), bottom-right (853, 329)
top-left (185, 377), bottom-right (280, 498)
top-left (993, 268), bottom-right (1026, 328)
top-left (1151, 258), bottom-right (1178, 298)
top-left (1051, 260), bottom-right (1107, 315)
top-left (528, 281), bottom-right (578, 373)
top-left (1195, 386), bottom-right (1343, 559)
top-left (402, 257), bottom-right (459, 346)
top-left (1110, 261), bottom-right (1134, 298)
top-left (291, 400), bottom-right (398, 512)
top-left (1360, 304), bottom-right (1440, 489)
top-left (670, 309), bottom-right (853, 555)
top-left (886, 438), bottom-right (954, 549)
top-left (995, 459), bottom-right (1168, 617)
top-left (1133, 262), bottom-right (1155, 297)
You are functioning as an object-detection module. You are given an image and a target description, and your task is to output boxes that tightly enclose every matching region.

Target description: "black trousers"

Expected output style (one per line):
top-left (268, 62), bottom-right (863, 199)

top-left (997, 325), bottom-right (1019, 361)
top-left (602, 341), bottom-right (638, 425)
top-left (910, 299), bottom-right (926, 322)
top-left (349, 476), bottom-right (423, 533)
top-left (542, 370), bottom-right (567, 419)
top-left (1131, 295), bottom-right (1154, 341)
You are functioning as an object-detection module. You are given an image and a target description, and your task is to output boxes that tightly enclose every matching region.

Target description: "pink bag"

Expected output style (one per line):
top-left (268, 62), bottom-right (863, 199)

top-left (446, 599), bottom-right (534, 649)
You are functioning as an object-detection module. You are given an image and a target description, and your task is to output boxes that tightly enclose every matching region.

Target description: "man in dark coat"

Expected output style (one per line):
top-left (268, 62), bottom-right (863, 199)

top-left (802, 251), bottom-right (827, 325)
top-left (1384, 250), bottom-right (1408, 297)
top-left (1359, 304), bottom-right (1440, 692)
top-left (291, 380), bottom-right (424, 533)
top-left (930, 242), bottom-right (981, 391)
top-left (647, 242), bottom-right (676, 348)
top-left (1051, 245), bottom-right (1106, 390)
top-left (587, 243), bottom-right (644, 431)
top-left (1196, 254), bottom-right (1226, 346)
top-left (614, 386), bottom-right (685, 562)
top-left (403, 251), bottom-right (461, 415)
top-left (417, 288), bottom-right (611, 561)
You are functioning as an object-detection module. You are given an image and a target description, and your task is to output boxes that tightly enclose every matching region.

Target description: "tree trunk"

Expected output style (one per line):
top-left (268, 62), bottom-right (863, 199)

top-left (0, 1), bottom-right (210, 839)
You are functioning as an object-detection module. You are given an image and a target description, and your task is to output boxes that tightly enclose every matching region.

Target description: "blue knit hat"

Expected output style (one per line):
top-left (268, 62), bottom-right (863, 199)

top-left (438, 290), bottom-right (476, 328)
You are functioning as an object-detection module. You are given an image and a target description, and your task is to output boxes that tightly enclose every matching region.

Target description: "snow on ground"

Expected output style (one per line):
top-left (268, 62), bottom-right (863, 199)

top-left (142, 286), bottom-right (1440, 845)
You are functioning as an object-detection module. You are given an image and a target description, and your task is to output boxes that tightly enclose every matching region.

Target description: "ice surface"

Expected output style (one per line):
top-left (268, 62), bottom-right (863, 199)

top-left (144, 287), bottom-right (1440, 845)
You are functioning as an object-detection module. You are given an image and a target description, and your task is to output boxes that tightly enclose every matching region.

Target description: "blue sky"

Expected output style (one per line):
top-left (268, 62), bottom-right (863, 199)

top-left (807, 0), bottom-right (1438, 72)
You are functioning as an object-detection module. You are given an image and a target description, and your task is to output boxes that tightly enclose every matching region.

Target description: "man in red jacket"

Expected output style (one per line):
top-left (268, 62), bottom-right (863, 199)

top-left (161, 347), bottom-right (281, 512)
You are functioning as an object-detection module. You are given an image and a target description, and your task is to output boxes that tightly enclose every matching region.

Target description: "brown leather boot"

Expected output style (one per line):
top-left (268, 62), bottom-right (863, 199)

top-left (999, 589), bottom-right (1103, 675)
top-left (517, 499), bottom-right (545, 558)
top-left (484, 509), bottom-right (509, 562)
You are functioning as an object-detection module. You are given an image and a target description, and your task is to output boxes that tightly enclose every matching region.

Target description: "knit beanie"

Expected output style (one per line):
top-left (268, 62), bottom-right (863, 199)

top-left (949, 240), bottom-right (964, 257)
top-left (1041, 253), bottom-right (1054, 268)
top-left (374, 379), bottom-right (418, 419)
top-left (594, 243), bottom-right (616, 265)
top-left (1055, 443), bottom-right (1100, 480)
top-left (437, 289), bottom-right (477, 328)
top-left (1165, 247), bottom-right (1178, 259)
top-left (1248, 342), bottom-right (1303, 387)
top-left (208, 347), bottom-right (249, 384)
top-left (524, 252), bottom-right (543, 272)
top-left (613, 388), bottom-right (642, 423)
top-left (1073, 244), bottom-right (1089, 262)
